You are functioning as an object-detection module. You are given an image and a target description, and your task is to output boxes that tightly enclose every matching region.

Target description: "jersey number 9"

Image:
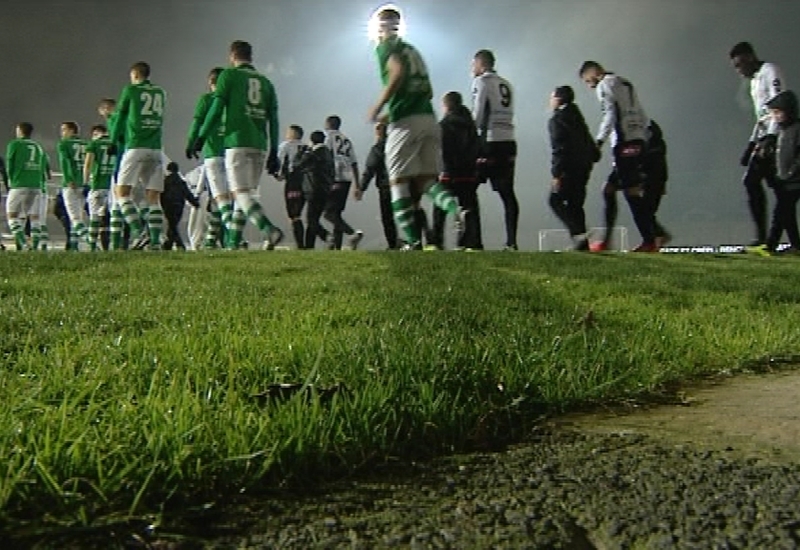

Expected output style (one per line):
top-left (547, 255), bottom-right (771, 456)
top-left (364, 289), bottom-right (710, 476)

top-left (499, 83), bottom-right (512, 108)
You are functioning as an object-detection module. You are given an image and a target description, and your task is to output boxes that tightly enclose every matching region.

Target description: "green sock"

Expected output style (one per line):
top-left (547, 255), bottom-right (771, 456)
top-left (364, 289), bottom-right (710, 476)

top-left (425, 181), bottom-right (459, 217)
top-left (147, 207), bottom-right (163, 249)
top-left (391, 184), bottom-right (420, 245)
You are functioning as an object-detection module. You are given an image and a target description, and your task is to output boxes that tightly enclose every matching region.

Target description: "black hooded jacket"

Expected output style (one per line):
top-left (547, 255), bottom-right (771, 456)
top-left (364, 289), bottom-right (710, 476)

top-left (643, 120), bottom-right (668, 184)
top-left (361, 137), bottom-right (389, 191)
top-left (548, 102), bottom-right (598, 179)
top-left (440, 105), bottom-right (480, 181)
top-left (294, 144), bottom-right (335, 198)
top-left (767, 90), bottom-right (800, 187)
top-left (161, 172), bottom-right (200, 213)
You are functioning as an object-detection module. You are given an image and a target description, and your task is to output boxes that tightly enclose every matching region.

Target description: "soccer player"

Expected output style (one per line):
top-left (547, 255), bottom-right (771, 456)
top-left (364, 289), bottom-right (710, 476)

top-left (579, 61), bottom-right (658, 252)
top-left (433, 91), bottom-right (482, 250)
top-left (5, 123), bottom-right (48, 250)
top-left (109, 62), bottom-right (166, 250)
top-left (730, 42), bottom-right (785, 246)
top-left (359, 122), bottom-right (397, 249)
top-left (277, 124), bottom-right (307, 249)
top-left (471, 49), bottom-right (519, 250)
top-left (57, 121), bottom-right (89, 249)
top-left (83, 124), bottom-right (116, 251)
top-left (367, 7), bottom-right (462, 251)
top-left (161, 162), bottom-right (200, 251)
top-left (547, 86), bottom-right (598, 251)
top-left (186, 67), bottom-right (231, 249)
top-left (293, 130), bottom-right (335, 249)
top-left (323, 116), bottom-right (363, 250)
top-left (190, 40), bottom-right (284, 250)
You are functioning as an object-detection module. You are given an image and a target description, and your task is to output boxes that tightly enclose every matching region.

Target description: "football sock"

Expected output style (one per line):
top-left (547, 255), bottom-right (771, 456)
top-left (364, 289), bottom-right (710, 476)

top-left (391, 183), bottom-right (420, 245)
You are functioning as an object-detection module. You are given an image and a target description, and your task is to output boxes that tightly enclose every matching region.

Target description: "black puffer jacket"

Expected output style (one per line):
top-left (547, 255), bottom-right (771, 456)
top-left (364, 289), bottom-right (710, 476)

top-left (440, 105), bottom-right (480, 181)
top-left (294, 144), bottom-right (335, 197)
top-left (643, 120), bottom-right (668, 184)
top-left (768, 90), bottom-right (800, 188)
top-left (548, 103), bottom-right (598, 179)
top-left (161, 172), bottom-right (200, 212)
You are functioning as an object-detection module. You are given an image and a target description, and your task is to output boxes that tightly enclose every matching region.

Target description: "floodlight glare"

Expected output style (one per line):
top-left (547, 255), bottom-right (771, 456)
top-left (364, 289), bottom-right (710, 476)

top-left (367, 3), bottom-right (407, 43)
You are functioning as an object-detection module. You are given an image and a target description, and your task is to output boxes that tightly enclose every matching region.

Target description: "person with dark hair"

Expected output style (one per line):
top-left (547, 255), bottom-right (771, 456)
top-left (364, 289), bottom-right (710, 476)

top-left (160, 162), bottom-right (199, 250)
top-left (187, 67), bottom-right (232, 249)
top-left (5, 123), bottom-right (49, 250)
top-left (276, 124), bottom-right (307, 249)
top-left (293, 130), bottom-right (334, 249)
top-left (547, 85), bottom-right (599, 251)
top-left (579, 61), bottom-right (657, 252)
top-left (110, 61), bottom-right (167, 250)
top-left (747, 91), bottom-right (800, 255)
top-left (83, 124), bottom-right (117, 251)
top-left (191, 40), bottom-right (284, 250)
top-left (323, 115), bottom-right (363, 250)
top-left (368, 7), bottom-right (462, 251)
top-left (432, 91), bottom-right (482, 250)
top-left (730, 41), bottom-right (786, 246)
top-left (57, 121), bottom-right (89, 249)
top-left (359, 122), bottom-right (397, 249)
top-left (472, 49), bottom-right (519, 250)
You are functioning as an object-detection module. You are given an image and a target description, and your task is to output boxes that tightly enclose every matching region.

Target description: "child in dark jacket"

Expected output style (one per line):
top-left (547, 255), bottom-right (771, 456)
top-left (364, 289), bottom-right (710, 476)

top-left (161, 162), bottom-right (200, 250)
top-left (433, 91), bottom-right (482, 250)
top-left (761, 91), bottom-right (800, 253)
top-left (293, 131), bottom-right (335, 249)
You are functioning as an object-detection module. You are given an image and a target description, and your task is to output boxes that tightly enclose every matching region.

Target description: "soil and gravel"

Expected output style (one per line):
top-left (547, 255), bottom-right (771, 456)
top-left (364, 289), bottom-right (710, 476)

top-left (19, 372), bottom-right (800, 549)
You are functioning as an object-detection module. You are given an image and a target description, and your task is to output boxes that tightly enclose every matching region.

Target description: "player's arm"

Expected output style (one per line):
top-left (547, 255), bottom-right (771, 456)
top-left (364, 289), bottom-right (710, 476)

top-left (764, 64), bottom-right (785, 138)
top-left (6, 143), bottom-right (16, 186)
top-left (43, 152), bottom-right (52, 181)
top-left (199, 73), bottom-right (227, 141)
top-left (186, 95), bottom-right (209, 151)
top-left (83, 143), bottom-right (95, 187)
top-left (360, 146), bottom-right (379, 192)
top-left (349, 147), bottom-right (360, 190)
top-left (57, 141), bottom-right (75, 186)
top-left (471, 78), bottom-right (488, 136)
top-left (595, 84), bottom-right (617, 147)
top-left (267, 81), bottom-right (280, 155)
top-left (109, 87), bottom-right (130, 149)
top-left (370, 54), bottom-right (404, 120)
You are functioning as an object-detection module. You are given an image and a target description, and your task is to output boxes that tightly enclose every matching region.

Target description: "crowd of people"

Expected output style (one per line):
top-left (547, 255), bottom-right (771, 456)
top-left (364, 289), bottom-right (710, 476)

top-left (1, 6), bottom-right (798, 255)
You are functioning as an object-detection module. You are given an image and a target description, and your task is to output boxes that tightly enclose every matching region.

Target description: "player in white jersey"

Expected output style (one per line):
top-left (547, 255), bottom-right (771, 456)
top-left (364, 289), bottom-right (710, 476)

top-left (580, 61), bottom-right (659, 252)
top-left (730, 41), bottom-right (785, 246)
top-left (277, 125), bottom-right (307, 249)
top-left (323, 116), bottom-right (363, 250)
top-left (471, 49), bottom-right (519, 250)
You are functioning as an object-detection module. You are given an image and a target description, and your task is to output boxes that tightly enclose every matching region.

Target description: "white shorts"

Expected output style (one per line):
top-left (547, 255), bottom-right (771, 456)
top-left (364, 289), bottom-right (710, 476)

top-left (62, 187), bottom-right (86, 224)
top-left (88, 190), bottom-right (110, 218)
top-left (225, 148), bottom-right (265, 194)
top-left (386, 114), bottom-right (441, 181)
top-left (204, 156), bottom-right (229, 198)
top-left (7, 188), bottom-right (40, 218)
top-left (117, 148), bottom-right (164, 193)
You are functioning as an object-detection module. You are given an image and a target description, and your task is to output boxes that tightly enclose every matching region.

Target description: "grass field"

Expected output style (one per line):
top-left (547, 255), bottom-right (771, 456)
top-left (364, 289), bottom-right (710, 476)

top-left (0, 251), bottom-right (798, 534)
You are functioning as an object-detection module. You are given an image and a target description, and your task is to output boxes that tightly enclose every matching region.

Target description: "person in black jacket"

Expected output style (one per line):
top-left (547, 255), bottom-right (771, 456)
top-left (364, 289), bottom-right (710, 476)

top-left (161, 162), bottom-right (200, 251)
top-left (294, 131), bottom-right (335, 249)
top-left (358, 123), bottom-right (398, 249)
top-left (547, 86), bottom-right (598, 250)
top-left (642, 120), bottom-right (671, 247)
top-left (432, 91), bottom-right (482, 250)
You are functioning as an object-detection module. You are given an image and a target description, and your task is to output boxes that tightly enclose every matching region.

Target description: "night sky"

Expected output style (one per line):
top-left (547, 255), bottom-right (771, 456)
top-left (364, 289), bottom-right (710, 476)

top-left (3, 0), bottom-right (799, 248)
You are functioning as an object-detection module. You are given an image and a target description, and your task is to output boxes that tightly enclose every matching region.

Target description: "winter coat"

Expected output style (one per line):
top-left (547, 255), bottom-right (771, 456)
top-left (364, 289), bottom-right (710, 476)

top-left (361, 138), bottom-right (389, 191)
top-left (548, 103), bottom-right (598, 179)
top-left (440, 105), bottom-right (480, 182)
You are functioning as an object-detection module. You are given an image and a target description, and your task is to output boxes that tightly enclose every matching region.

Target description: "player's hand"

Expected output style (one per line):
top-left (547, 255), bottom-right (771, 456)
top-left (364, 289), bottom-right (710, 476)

top-left (185, 147), bottom-right (197, 160)
top-left (190, 138), bottom-right (205, 159)
top-left (106, 143), bottom-right (118, 157)
top-left (266, 149), bottom-right (280, 176)
top-left (740, 141), bottom-right (756, 167)
top-left (367, 104), bottom-right (384, 123)
top-left (551, 178), bottom-right (562, 193)
top-left (353, 187), bottom-right (363, 201)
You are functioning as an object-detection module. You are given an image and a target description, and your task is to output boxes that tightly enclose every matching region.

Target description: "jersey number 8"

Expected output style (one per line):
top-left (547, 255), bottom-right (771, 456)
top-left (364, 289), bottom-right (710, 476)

top-left (248, 78), bottom-right (262, 105)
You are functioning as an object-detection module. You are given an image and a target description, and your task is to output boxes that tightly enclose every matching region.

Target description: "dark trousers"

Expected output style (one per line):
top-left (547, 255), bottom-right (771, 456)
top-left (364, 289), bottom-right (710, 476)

top-left (549, 172), bottom-right (590, 238)
top-left (162, 207), bottom-right (185, 250)
top-left (432, 181), bottom-right (482, 249)
top-left (767, 186), bottom-right (800, 250)
top-left (743, 155), bottom-right (777, 244)
top-left (482, 142), bottom-right (519, 248)
top-left (377, 186), bottom-right (399, 249)
top-left (324, 182), bottom-right (355, 249)
top-left (305, 194), bottom-right (327, 249)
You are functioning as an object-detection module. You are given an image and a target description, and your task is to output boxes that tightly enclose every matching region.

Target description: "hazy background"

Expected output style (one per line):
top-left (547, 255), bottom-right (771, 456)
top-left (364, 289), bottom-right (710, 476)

top-left (2, 0), bottom-right (798, 249)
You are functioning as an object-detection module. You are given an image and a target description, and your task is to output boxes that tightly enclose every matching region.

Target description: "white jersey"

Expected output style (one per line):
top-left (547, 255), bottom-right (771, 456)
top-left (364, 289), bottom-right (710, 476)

top-left (324, 129), bottom-right (358, 182)
top-left (471, 71), bottom-right (515, 142)
top-left (595, 73), bottom-right (649, 148)
top-left (277, 139), bottom-right (304, 177)
top-left (750, 62), bottom-right (785, 141)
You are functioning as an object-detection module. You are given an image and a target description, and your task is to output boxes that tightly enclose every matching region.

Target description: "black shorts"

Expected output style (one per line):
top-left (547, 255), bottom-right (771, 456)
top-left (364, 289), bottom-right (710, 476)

top-left (611, 140), bottom-right (646, 190)
top-left (326, 181), bottom-right (351, 214)
top-left (480, 141), bottom-right (517, 191)
top-left (285, 185), bottom-right (305, 219)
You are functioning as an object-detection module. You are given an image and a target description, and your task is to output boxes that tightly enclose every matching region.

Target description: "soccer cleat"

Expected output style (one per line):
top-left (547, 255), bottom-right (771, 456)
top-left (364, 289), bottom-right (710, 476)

top-left (632, 242), bottom-right (659, 253)
top-left (503, 244), bottom-right (519, 251)
top-left (264, 227), bottom-right (284, 251)
top-left (746, 244), bottom-right (773, 257)
top-left (654, 231), bottom-right (672, 249)
top-left (131, 230), bottom-right (150, 251)
top-left (589, 241), bottom-right (609, 253)
top-left (401, 241), bottom-right (423, 251)
top-left (573, 239), bottom-right (591, 252)
top-left (423, 244), bottom-right (441, 251)
top-left (348, 230), bottom-right (364, 251)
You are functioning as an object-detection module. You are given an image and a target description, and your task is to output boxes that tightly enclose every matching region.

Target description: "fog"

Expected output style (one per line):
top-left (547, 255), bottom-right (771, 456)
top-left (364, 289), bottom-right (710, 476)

top-left (2, 0), bottom-right (798, 249)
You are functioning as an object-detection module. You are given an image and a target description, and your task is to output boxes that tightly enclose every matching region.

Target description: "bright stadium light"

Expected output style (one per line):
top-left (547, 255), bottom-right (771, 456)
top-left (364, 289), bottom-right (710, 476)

top-left (367, 3), bottom-right (407, 42)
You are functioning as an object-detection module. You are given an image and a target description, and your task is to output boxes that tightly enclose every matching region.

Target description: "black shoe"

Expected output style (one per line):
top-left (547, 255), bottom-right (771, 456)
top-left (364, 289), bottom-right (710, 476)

top-left (131, 231), bottom-right (150, 251)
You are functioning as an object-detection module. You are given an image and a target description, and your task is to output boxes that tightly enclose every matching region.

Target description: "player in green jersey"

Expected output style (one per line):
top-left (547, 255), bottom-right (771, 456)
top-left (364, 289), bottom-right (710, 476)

top-left (368, 7), bottom-right (462, 250)
top-left (5, 122), bottom-right (49, 250)
top-left (98, 98), bottom-right (125, 249)
top-left (186, 67), bottom-right (230, 249)
top-left (191, 40), bottom-right (284, 250)
top-left (57, 121), bottom-right (89, 248)
top-left (110, 61), bottom-right (166, 250)
top-left (84, 124), bottom-right (117, 251)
